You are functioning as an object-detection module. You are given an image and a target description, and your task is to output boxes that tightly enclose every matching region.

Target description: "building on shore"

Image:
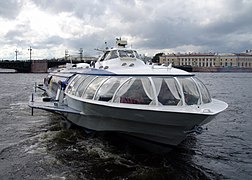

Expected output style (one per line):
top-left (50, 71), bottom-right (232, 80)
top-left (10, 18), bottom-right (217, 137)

top-left (159, 51), bottom-right (252, 69)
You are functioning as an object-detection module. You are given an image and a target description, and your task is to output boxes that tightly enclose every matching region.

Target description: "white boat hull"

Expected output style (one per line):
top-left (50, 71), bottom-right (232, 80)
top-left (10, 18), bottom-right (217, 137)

top-left (65, 95), bottom-right (215, 146)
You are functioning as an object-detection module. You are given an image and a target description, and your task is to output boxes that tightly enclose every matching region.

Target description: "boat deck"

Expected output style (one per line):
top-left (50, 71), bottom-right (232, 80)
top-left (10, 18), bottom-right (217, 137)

top-left (28, 94), bottom-right (84, 115)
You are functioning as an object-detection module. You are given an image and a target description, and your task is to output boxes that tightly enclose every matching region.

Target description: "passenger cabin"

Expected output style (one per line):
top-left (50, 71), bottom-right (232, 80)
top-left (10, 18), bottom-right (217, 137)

top-left (65, 75), bottom-right (212, 106)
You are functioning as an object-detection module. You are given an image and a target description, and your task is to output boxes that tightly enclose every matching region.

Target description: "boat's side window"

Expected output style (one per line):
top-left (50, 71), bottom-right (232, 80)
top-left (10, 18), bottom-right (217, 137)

top-left (156, 78), bottom-right (182, 106)
top-left (74, 75), bottom-right (91, 97)
top-left (76, 76), bottom-right (96, 97)
top-left (94, 77), bottom-right (127, 102)
top-left (82, 77), bottom-right (108, 99)
top-left (114, 78), bottom-right (152, 105)
top-left (65, 75), bottom-right (81, 94)
top-left (99, 51), bottom-right (110, 62)
top-left (178, 77), bottom-right (200, 105)
top-left (69, 75), bottom-right (85, 95)
top-left (134, 51), bottom-right (140, 59)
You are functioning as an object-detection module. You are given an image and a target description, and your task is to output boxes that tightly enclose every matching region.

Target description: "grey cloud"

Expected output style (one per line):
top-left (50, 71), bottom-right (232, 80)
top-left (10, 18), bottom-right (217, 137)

top-left (1, 0), bottom-right (252, 60)
top-left (41, 36), bottom-right (65, 47)
top-left (0, 0), bottom-right (24, 19)
top-left (25, 36), bottom-right (66, 51)
top-left (204, 0), bottom-right (252, 35)
top-left (30, 0), bottom-right (75, 13)
top-left (31, 0), bottom-right (108, 19)
top-left (22, 0), bottom-right (252, 54)
top-left (3, 23), bottom-right (30, 47)
top-left (130, 0), bottom-right (252, 53)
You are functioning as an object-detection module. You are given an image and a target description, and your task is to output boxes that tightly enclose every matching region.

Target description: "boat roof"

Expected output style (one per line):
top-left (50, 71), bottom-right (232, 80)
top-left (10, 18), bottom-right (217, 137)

top-left (50, 41), bottom-right (194, 77)
top-left (93, 46), bottom-right (193, 76)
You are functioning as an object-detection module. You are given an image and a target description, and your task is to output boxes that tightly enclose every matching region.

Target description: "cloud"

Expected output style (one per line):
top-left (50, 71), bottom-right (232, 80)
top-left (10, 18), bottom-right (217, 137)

top-left (0, 0), bottom-right (24, 19)
top-left (0, 0), bottom-right (252, 60)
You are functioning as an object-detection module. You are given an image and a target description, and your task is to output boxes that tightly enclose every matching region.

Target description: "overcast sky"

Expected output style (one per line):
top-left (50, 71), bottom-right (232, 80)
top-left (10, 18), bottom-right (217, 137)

top-left (0, 0), bottom-right (252, 60)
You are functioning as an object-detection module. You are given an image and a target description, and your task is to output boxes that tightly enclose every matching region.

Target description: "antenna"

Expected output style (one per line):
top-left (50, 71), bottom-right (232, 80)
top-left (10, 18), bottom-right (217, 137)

top-left (79, 48), bottom-right (83, 61)
top-left (15, 49), bottom-right (18, 61)
top-left (28, 46), bottom-right (32, 61)
top-left (65, 49), bottom-right (69, 61)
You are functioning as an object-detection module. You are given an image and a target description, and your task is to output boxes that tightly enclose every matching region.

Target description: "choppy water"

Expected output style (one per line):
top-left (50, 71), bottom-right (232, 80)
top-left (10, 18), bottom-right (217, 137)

top-left (0, 72), bottom-right (251, 179)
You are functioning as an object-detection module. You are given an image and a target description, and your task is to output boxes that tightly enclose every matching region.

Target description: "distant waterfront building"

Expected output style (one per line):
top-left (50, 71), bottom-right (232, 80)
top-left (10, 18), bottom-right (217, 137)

top-left (159, 52), bottom-right (252, 68)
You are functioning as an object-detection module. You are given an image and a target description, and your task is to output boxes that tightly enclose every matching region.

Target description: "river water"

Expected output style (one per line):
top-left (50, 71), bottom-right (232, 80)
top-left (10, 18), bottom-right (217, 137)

top-left (0, 71), bottom-right (251, 179)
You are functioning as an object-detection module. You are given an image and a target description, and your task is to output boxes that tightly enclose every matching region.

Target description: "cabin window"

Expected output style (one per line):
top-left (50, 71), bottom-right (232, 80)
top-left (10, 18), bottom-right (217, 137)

top-left (66, 75), bottom-right (83, 95)
top-left (71, 75), bottom-right (89, 96)
top-left (114, 78), bottom-right (153, 105)
top-left (75, 75), bottom-right (93, 97)
top-left (94, 77), bottom-right (127, 102)
top-left (82, 77), bottom-right (108, 99)
top-left (177, 77), bottom-right (200, 105)
top-left (194, 78), bottom-right (211, 103)
top-left (152, 77), bottom-right (182, 106)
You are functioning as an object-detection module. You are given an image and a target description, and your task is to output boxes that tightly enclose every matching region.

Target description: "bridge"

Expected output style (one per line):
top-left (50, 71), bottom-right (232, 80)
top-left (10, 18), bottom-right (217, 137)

top-left (0, 58), bottom-right (193, 73)
top-left (0, 59), bottom-right (95, 73)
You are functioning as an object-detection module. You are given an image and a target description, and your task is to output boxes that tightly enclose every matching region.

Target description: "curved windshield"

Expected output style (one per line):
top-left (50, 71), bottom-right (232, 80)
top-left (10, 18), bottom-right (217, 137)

top-left (118, 50), bottom-right (135, 58)
top-left (105, 50), bottom-right (119, 60)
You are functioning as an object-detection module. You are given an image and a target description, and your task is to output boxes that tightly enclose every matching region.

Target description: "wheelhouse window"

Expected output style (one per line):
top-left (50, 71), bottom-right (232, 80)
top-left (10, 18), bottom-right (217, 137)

top-left (118, 50), bottom-right (135, 58)
top-left (105, 50), bottom-right (119, 60)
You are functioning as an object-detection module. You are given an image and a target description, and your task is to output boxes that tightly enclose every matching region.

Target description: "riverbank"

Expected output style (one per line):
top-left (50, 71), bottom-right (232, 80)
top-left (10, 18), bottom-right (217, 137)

top-left (192, 66), bottom-right (252, 72)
